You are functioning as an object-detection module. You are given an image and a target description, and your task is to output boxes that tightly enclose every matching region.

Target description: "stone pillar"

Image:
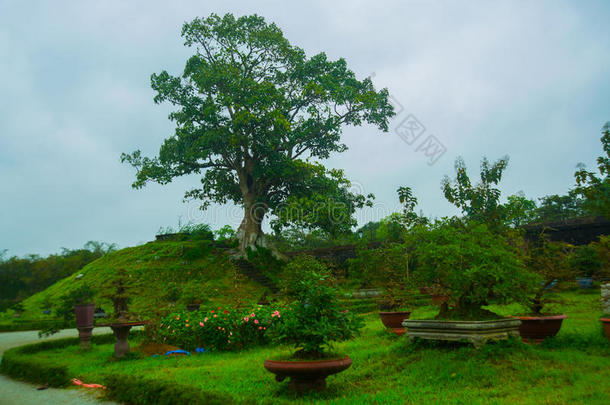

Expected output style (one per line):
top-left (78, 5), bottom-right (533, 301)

top-left (77, 326), bottom-right (93, 349)
top-left (602, 283), bottom-right (610, 315)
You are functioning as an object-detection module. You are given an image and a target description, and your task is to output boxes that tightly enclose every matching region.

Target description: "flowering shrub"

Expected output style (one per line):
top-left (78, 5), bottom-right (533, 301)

top-left (157, 306), bottom-right (283, 351)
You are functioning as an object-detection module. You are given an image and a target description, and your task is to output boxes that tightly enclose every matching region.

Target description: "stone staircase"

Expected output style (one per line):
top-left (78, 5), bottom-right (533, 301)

top-left (232, 259), bottom-right (279, 293)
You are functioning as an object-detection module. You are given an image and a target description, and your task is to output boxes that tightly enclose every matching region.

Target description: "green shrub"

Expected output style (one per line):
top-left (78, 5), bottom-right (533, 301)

top-left (570, 244), bottom-right (603, 277)
top-left (0, 351), bottom-right (70, 387)
top-left (103, 374), bottom-right (235, 405)
top-left (0, 333), bottom-right (117, 387)
top-left (268, 256), bottom-right (363, 358)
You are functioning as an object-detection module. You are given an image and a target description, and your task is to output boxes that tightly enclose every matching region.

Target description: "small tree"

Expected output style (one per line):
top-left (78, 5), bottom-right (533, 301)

top-left (121, 13), bottom-right (394, 256)
top-left (525, 236), bottom-right (574, 314)
top-left (534, 192), bottom-right (586, 222)
top-left (270, 256), bottom-right (362, 358)
top-left (406, 220), bottom-right (539, 319)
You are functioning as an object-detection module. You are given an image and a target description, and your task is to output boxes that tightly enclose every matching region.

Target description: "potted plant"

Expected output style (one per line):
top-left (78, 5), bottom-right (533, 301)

top-left (516, 236), bottom-right (573, 342)
top-left (99, 269), bottom-right (146, 357)
top-left (570, 244), bottom-right (602, 289)
top-left (402, 220), bottom-right (539, 348)
top-left (349, 243), bottom-right (414, 334)
top-left (38, 284), bottom-right (96, 348)
top-left (264, 257), bottom-right (363, 393)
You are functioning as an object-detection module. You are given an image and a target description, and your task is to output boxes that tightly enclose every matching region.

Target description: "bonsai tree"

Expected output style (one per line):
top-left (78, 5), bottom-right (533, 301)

top-left (406, 220), bottom-right (539, 320)
top-left (100, 269), bottom-right (138, 322)
top-left (348, 243), bottom-right (414, 311)
top-left (121, 13), bottom-right (394, 256)
top-left (525, 235), bottom-right (574, 315)
top-left (270, 256), bottom-right (362, 358)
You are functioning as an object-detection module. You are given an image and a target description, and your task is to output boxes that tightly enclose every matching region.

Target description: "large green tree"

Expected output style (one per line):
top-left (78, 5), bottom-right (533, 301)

top-left (122, 14), bottom-right (393, 255)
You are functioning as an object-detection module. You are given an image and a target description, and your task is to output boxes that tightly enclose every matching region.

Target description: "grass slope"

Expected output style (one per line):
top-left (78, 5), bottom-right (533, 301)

top-left (4, 289), bottom-right (608, 404)
top-left (2, 240), bottom-right (267, 323)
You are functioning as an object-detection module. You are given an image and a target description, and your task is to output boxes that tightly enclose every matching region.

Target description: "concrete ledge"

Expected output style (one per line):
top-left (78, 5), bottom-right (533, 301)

top-left (402, 318), bottom-right (521, 348)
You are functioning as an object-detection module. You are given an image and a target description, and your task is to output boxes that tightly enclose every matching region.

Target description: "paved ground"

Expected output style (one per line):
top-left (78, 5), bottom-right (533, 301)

top-left (0, 328), bottom-right (117, 405)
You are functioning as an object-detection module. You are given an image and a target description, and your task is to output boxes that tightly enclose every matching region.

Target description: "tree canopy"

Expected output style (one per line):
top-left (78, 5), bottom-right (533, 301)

top-left (122, 13), bottom-right (394, 254)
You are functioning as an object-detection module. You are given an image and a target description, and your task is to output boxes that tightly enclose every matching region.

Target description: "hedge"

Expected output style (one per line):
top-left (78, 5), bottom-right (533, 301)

top-left (103, 374), bottom-right (240, 405)
top-left (0, 333), bottom-right (118, 386)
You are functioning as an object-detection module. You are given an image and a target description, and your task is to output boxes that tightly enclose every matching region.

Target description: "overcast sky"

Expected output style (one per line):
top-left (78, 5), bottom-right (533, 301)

top-left (1, 0), bottom-right (609, 257)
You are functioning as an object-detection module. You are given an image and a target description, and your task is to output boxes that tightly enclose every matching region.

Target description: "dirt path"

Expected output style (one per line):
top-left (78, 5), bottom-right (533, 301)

top-left (0, 328), bottom-right (117, 404)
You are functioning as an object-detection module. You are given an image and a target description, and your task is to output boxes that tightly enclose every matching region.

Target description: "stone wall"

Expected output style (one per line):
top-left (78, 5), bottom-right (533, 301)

top-left (602, 283), bottom-right (610, 315)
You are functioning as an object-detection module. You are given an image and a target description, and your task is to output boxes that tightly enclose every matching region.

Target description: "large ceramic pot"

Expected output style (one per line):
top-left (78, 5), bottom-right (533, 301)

top-left (74, 304), bottom-right (95, 349)
top-left (379, 311), bottom-right (411, 335)
top-left (601, 318), bottom-right (610, 340)
top-left (516, 314), bottom-right (567, 343)
top-left (264, 356), bottom-right (352, 393)
top-left (74, 304), bottom-right (95, 328)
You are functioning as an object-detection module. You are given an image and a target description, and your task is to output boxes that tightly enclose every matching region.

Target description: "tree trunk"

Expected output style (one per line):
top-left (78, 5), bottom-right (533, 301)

top-left (235, 202), bottom-right (268, 255)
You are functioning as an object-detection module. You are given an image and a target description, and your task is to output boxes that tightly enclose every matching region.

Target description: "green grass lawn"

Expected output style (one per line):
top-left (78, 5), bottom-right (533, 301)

top-left (6, 287), bottom-right (609, 404)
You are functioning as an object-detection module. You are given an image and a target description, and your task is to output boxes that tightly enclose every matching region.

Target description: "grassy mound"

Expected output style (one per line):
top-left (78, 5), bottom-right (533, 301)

top-left (1, 240), bottom-right (268, 324)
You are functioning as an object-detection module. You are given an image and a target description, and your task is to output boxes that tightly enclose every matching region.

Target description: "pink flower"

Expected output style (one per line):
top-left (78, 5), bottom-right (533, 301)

top-left (167, 325), bottom-right (170, 329)
top-left (199, 322), bottom-right (204, 327)
top-left (244, 316), bottom-right (249, 322)
top-left (218, 327), bottom-right (221, 330)
top-left (250, 313), bottom-right (255, 317)
top-left (204, 317), bottom-right (208, 322)
top-left (254, 319), bottom-right (259, 324)
top-left (214, 314), bottom-right (217, 318)
top-left (259, 326), bottom-right (262, 330)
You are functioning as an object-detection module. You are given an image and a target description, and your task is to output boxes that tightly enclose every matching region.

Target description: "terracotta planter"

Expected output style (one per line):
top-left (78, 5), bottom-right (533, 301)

top-left (516, 314), bottom-right (567, 343)
top-left (379, 311), bottom-right (411, 335)
top-left (431, 294), bottom-right (449, 305)
top-left (264, 356), bottom-right (352, 393)
top-left (74, 304), bottom-right (95, 328)
top-left (601, 318), bottom-right (610, 340)
top-left (74, 304), bottom-right (95, 349)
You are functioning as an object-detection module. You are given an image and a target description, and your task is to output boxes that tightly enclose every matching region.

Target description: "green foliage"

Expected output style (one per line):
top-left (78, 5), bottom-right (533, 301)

top-left (268, 257), bottom-right (363, 357)
top-left (348, 243), bottom-right (414, 310)
top-left (441, 156), bottom-right (510, 230)
top-left (525, 237), bottom-right (574, 314)
top-left (591, 235), bottom-right (610, 279)
top-left (574, 122), bottom-right (610, 218)
top-left (156, 306), bottom-right (283, 351)
top-left (535, 191), bottom-right (586, 222)
top-left (570, 244), bottom-right (603, 278)
top-left (101, 268), bottom-right (138, 321)
top-left (121, 13), bottom-right (394, 251)
top-left (504, 192), bottom-right (537, 227)
top-left (38, 283), bottom-right (96, 337)
top-left (406, 220), bottom-right (540, 319)
top-left (214, 225), bottom-right (236, 241)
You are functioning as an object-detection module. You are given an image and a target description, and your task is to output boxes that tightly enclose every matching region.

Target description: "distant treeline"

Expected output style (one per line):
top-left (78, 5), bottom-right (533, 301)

top-left (0, 241), bottom-right (116, 312)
